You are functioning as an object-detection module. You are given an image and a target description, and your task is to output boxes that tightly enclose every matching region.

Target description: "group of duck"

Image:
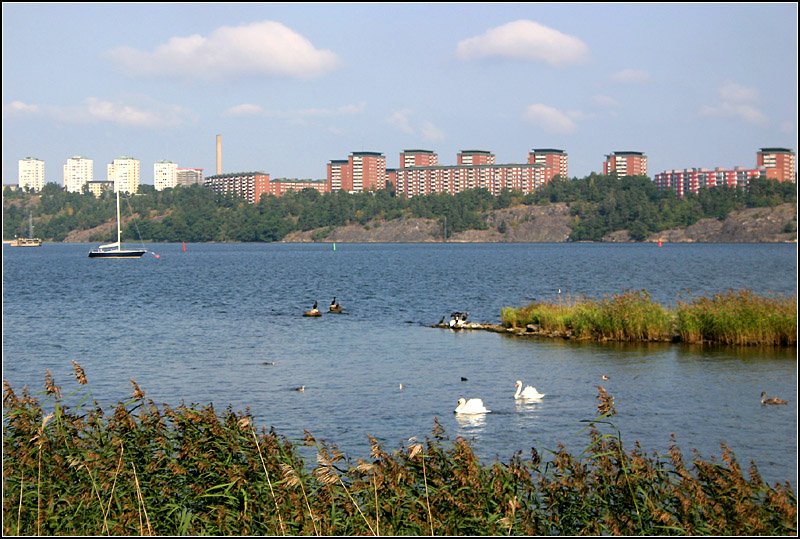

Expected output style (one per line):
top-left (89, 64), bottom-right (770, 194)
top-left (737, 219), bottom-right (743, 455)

top-left (454, 380), bottom-right (546, 415)
top-left (303, 297), bottom-right (344, 317)
top-left (438, 311), bottom-right (469, 329)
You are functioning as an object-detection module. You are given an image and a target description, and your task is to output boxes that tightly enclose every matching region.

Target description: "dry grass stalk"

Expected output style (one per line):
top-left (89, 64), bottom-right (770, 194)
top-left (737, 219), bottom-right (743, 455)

top-left (280, 463), bottom-right (319, 536)
top-left (131, 461), bottom-right (153, 535)
top-left (103, 443), bottom-right (126, 533)
top-left (34, 413), bottom-right (54, 536)
top-left (315, 449), bottom-right (376, 535)
top-left (410, 443), bottom-right (435, 536)
top-left (17, 474), bottom-right (23, 536)
top-left (250, 427), bottom-right (286, 535)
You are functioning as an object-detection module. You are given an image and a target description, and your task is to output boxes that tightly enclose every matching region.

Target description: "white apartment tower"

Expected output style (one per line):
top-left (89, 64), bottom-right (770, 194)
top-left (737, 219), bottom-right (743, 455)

top-left (63, 156), bottom-right (94, 193)
top-left (154, 160), bottom-right (178, 191)
top-left (18, 157), bottom-right (45, 191)
top-left (176, 168), bottom-right (204, 186)
top-left (107, 156), bottom-right (141, 194)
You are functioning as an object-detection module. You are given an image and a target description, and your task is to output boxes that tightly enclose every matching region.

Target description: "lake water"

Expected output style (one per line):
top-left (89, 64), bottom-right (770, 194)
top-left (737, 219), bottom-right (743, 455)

top-left (2, 242), bottom-right (797, 489)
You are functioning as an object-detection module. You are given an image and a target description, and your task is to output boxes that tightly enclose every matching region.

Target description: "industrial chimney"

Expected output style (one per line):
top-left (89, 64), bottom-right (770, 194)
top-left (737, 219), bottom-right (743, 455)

top-left (216, 134), bottom-right (222, 174)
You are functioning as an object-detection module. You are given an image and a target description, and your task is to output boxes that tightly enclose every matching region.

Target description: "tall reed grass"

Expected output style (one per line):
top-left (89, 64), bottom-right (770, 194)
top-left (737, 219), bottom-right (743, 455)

top-left (501, 289), bottom-right (797, 346)
top-left (3, 364), bottom-right (796, 535)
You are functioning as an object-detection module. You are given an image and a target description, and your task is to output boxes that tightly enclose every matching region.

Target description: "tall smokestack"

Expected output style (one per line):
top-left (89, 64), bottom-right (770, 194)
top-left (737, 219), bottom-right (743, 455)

top-left (216, 134), bottom-right (222, 175)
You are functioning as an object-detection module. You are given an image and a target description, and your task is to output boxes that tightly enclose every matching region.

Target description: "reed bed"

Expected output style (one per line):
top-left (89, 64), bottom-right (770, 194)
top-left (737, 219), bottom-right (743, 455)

top-left (501, 289), bottom-right (797, 346)
top-left (3, 364), bottom-right (796, 536)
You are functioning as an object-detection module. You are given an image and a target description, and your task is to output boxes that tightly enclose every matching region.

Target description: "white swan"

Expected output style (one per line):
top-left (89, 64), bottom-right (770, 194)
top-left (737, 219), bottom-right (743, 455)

top-left (514, 380), bottom-right (545, 400)
top-left (454, 397), bottom-right (490, 414)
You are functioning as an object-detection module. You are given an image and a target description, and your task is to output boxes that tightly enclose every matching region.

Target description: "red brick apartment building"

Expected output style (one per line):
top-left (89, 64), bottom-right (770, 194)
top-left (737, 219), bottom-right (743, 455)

top-left (528, 148), bottom-right (569, 182)
top-left (326, 152), bottom-right (387, 193)
top-left (205, 172), bottom-right (328, 203)
top-left (603, 151), bottom-right (648, 176)
top-left (757, 147), bottom-right (796, 183)
top-left (392, 149), bottom-right (560, 198)
top-left (654, 148), bottom-right (796, 197)
top-left (653, 167), bottom-right (762, 197)
top-left (205, 172), bottom-right (271, 204)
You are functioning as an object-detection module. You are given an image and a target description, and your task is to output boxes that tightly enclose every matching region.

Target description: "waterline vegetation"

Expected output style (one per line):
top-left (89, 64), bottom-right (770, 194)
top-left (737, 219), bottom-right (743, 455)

top-left (500, 289), bottom-right (797, 346)
top-left (2, 364), bottom-right (796, 535)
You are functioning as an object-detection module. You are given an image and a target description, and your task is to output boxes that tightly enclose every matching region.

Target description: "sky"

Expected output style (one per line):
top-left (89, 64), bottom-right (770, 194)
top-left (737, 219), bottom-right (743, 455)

top-left (2, 3), bottom-right (798, 185)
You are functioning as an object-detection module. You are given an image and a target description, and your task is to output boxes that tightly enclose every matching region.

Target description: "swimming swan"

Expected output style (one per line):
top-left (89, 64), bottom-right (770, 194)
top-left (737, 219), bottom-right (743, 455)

top-left (455, 397), bottom-right (490, 414)
top-left (514, 380), bottom-right (545, 400)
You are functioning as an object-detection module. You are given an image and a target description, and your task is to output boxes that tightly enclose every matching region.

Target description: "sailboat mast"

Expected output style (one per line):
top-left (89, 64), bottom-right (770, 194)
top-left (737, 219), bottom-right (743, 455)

top-left (29, 213), bottom-right (34, 237)
top-left (116, 188), bottom-right (122, 246)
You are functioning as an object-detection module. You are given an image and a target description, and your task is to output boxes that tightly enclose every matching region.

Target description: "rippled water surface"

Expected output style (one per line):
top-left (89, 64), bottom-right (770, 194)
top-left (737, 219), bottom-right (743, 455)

top-left (3, 242), bottom-right (797, 487)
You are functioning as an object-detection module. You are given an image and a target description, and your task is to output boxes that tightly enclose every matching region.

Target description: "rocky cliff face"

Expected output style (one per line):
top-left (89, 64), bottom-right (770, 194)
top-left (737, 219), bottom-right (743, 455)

top-left (284, 202), bottom-right (797, 244)
top-left (603, 203), bottom-right (797, 243)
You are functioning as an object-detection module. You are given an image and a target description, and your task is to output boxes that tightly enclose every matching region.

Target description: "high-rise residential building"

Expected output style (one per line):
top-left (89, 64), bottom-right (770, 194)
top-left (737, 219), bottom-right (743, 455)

top-left (351, 151), bottom-right (387, 192)
top-left (392, 149), bottom-right (552, 198)
top-left (326, 160), bottom-right (349, 192)
top-left (327, 152), bottom-right (386, 193)
top-left (400, 149), bottom-right (439, 168)
top-left (528, 149), bottom-right (568, 182)
top-left (268, 178), bottom-right (328, 197)
top-left (176, 168), bottom-right (204, 186)
top-left (757, 148), bottom-right (796, 183)
top-left (63, 156), bottom-right (94, 193)
top-left (154, 160), bottom-right (178, 191)
top-left (458, 150), bottom-right (495, 166)
top-left (654, 148), bottom-right (795, 197)
top-left (18, 157), bottom-right (45, 191)
top-left (654, 167), bottom-right (762, 197)
top-left (603, 151), bottom-right (648, 176)
top-left (205, 172), bottom-right (270, 204)
top-left (107, 156), bottom-right (141, 193)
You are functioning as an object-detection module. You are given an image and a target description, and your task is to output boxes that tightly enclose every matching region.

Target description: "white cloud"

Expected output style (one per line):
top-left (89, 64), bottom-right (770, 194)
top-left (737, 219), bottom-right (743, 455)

top-left (107, 21), bottom-right (340, 80)
top-left (386, 109), bottom-right (414, 134)
top-left (226, 103), bottom-right (266, 116)
top-left (700, 81), bottom-right (768, 125)
top-left (2, 100), bottom-right (40, 117)
top-left (83, 98), bottom-right (190, 128)
top-left (610, 69), bottom-right (650, 84)
top-left (5, 97), bottom-right (191, 128)
top-left (456, 20), bottom-right (588, 67)
top-left (386, 109), bottom-right (446, 141)
top-left (592, 95), bottom-right (620, 108)
top-left (227, 102), bottom-right (365, 120)
top-left (523, 103), bottom-right (577, 134)
top-left (420, 121), bottom-right (446, 142)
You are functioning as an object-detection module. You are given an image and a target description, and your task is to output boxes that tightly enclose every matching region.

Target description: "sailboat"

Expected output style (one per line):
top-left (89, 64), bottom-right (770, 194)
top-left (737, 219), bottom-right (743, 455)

top-left (88, 189), bottom-right (147, 258)
top-left (10, 213), bottom-right (42, 247)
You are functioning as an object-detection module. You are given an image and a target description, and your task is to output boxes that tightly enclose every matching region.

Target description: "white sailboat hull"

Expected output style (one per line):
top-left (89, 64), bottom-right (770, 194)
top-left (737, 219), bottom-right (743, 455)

top-left (89, 190), bottom-right (147, 259)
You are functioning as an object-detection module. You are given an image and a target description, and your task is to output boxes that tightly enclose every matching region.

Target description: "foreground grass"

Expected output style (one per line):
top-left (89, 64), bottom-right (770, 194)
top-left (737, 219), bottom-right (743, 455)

top-left (4, 365), bottom-right (797, 536)
top-left (501, 289), bottom-right (797, 346)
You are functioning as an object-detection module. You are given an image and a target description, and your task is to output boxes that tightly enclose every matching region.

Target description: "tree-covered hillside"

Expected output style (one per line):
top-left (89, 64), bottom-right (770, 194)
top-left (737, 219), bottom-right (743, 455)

top-left (3, 174), bottom-right (796, 243)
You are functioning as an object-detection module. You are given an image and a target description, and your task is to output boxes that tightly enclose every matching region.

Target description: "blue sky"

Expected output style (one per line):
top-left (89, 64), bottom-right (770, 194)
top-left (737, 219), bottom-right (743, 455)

top-left (2, 3), bottom-right (797, 185)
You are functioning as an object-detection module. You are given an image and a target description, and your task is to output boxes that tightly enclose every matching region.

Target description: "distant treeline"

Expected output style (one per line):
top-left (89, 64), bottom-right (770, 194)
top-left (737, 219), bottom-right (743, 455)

top-left (3, 174), bottom-right (796, 243)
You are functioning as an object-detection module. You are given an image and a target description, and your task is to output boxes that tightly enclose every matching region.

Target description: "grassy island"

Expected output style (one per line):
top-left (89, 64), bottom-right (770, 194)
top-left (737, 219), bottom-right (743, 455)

top-left (2, 364), bottom-right (796, 536)
top-left (500, 289), bottom-right (797, 346)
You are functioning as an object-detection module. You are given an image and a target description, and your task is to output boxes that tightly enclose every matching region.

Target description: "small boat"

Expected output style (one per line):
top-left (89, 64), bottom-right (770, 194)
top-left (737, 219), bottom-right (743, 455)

top-left (10, 214), bottom-right (42, 247)
top-left (89, 189), bottom-right (146, 259)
